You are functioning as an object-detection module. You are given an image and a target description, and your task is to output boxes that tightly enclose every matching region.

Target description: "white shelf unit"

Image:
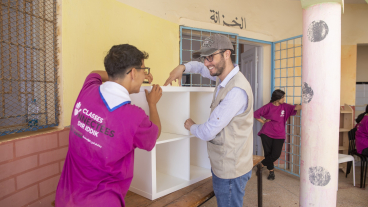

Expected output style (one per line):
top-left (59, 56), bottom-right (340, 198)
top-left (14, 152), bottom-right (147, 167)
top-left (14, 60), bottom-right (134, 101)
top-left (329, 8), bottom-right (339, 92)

top-left (129, 86), bottom-right (214, 200)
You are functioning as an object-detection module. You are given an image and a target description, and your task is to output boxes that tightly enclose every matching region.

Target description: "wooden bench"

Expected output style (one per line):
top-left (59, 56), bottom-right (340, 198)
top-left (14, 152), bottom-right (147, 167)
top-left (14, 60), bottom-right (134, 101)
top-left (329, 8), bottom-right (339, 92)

top-left (52, 155), bottom-right (265, 207)
top-left (124, 155), bottom-right (264, 207)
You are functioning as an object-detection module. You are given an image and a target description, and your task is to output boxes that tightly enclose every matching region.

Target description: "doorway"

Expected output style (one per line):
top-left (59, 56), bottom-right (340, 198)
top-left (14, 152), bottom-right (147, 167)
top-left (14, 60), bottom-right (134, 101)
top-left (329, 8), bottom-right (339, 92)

top-left (238, 43), bottom-right (264, 156)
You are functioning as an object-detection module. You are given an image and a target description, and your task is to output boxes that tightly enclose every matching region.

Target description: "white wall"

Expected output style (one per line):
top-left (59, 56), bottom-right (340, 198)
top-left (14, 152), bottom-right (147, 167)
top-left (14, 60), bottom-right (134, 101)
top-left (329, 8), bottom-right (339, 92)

top-left (117, 0), bottom-right (303, 41)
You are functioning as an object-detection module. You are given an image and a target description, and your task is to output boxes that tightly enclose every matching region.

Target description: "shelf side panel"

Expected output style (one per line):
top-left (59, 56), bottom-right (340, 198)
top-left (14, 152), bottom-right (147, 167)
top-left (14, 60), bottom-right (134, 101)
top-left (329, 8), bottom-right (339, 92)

top-left (129, 147), bottom-right (155, 197)
top-left (130, 91), bottom-right (150, 116)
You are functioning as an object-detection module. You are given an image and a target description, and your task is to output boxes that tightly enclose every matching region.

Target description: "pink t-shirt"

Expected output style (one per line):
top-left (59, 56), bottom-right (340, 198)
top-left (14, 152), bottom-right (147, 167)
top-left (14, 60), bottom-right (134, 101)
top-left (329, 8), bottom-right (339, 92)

top-left (56, 73), bottom-right (158, 207)
top-left (254, 103), bottom-right (297, 139)
top-left (356, 116), bottom-right (368, 154)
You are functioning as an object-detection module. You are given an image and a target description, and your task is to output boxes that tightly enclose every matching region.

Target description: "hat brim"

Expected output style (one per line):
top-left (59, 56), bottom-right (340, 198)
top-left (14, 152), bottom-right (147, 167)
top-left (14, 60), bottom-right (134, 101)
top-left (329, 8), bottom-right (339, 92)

top-left (192, 48), bottom-right (218, 59)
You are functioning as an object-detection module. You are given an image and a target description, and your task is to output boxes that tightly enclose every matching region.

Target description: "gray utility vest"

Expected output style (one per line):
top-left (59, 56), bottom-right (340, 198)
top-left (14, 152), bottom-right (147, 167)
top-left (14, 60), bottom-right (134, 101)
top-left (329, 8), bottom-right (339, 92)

top-left (207, 71), bottom-right (254, 179)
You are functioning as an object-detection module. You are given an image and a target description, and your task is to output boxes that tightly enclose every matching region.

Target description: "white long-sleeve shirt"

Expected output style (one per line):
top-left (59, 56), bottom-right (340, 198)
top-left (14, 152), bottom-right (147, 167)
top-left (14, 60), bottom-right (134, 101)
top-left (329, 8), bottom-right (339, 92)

top-left (184, 61), bottom-right (248, 141)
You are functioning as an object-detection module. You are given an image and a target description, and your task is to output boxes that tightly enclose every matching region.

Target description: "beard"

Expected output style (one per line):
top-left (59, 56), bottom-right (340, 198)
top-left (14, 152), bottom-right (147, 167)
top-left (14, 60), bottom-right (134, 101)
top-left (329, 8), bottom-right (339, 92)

top-left (209, 56), bottom-right (226, 77)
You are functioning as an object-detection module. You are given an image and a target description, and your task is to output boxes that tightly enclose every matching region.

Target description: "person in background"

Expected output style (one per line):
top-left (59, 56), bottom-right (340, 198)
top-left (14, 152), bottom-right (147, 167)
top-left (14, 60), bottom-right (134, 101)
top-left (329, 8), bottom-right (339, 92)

top-left (254, 89), bottom-right (302, 180)
top-left (355, 105), bottom-right (368, 156)
top-left (56, 44), bottom-right (162, 207)
top-left (355, 105), bottom-right (368, 125)
top-left (164, 34), bottom-right (254, 207)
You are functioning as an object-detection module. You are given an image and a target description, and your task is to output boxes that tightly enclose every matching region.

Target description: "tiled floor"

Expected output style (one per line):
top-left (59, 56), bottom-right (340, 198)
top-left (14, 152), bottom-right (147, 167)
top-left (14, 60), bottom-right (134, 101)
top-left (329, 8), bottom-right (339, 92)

top-left (201, 166), bottom-right (368, 207)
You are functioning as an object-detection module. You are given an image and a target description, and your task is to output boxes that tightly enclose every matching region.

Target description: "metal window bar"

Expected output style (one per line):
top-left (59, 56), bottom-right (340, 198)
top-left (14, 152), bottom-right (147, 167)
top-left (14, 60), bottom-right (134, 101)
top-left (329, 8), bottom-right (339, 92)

top-left (272, 35), bottom-right (303, 176)
top-left (0, 0), bottom-right (59, 136)
top-left (180, 26), bottom-right (239, 87)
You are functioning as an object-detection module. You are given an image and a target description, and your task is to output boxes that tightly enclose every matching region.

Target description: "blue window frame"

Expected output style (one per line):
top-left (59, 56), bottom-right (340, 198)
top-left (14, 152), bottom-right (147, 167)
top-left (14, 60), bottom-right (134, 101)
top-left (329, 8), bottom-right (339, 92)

top-left (180, 26), bottom-right (239, 87)
top-left (272, 35), bottom-right (303, 177)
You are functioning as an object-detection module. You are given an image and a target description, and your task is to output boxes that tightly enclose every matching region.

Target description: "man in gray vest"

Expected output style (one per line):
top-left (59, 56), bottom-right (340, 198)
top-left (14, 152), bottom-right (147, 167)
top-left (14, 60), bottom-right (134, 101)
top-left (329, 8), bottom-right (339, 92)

top-left (164, 34), bottom-right (254, 207)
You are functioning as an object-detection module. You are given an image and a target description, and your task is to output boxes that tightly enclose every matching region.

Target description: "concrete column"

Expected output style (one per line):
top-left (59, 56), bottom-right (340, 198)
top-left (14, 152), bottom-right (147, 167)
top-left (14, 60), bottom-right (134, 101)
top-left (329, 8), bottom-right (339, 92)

top-left (300, 1), bottom-right (343, 206)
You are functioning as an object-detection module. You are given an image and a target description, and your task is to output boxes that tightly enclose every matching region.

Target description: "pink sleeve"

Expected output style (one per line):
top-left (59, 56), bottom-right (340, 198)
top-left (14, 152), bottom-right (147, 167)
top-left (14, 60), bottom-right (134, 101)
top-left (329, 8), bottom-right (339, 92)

top-left (254, 104), bottom-right (269, 119)
top-left (133, 115), bottom-right (159, 151)
top-left (364, 120), bottom-right (368, 132)
top-left (286, 104), bottom-right (297, 118)
top-left (81, 73), bottom-right (102, 92)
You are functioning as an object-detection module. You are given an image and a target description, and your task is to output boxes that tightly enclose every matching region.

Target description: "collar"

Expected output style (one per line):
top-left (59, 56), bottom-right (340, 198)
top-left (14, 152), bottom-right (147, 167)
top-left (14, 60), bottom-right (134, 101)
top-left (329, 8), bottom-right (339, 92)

top-left (99, 81), bottom-right (131, 112)
top-left (219, 64), bottom-right (239, 88)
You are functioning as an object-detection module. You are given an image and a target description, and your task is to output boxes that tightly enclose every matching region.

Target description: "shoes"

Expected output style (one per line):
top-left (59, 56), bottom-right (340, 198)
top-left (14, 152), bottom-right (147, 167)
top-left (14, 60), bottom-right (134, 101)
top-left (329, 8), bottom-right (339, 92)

top-left (267, 171), bottom-right (275, 180)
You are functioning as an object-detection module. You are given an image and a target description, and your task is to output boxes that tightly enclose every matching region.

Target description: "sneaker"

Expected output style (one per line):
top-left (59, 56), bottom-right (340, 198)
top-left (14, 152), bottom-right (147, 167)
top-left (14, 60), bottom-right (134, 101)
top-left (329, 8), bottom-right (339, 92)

top-left (267, 171), bottom-right (275, 180)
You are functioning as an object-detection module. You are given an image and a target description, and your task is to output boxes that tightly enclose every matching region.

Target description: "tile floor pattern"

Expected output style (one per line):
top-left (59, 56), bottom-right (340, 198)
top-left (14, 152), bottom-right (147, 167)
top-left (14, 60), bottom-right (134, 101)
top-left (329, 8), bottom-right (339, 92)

top-left (201, 166), bottom-right (368, 207)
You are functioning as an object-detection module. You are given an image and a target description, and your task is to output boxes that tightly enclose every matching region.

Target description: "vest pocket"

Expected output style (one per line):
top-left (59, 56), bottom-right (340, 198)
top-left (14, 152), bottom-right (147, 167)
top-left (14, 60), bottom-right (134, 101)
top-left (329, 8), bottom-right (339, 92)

top-left (209, 134), bottom-right (225, 146)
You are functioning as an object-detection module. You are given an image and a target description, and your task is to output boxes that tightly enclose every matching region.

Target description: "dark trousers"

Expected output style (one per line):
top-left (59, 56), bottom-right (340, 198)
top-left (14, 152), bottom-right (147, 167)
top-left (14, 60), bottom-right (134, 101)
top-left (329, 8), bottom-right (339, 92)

top-left (260, 134), bottom-right (285, 170)
top-left (362, 147), bottom-right (368, 156)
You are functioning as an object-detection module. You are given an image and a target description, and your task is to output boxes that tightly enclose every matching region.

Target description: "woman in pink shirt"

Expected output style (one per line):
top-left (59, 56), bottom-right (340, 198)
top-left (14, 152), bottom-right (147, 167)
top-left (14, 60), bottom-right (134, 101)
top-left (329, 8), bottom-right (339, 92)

top-left (254, 89), bottom-right (302, 180)
top-left (355, 105), bottom-right (368, 156)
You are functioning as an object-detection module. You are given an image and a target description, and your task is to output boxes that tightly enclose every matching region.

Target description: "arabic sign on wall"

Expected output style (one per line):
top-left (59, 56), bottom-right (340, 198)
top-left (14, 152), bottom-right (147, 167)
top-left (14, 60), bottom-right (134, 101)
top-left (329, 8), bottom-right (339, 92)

top-left (210, 10), bottom-right (246, 30)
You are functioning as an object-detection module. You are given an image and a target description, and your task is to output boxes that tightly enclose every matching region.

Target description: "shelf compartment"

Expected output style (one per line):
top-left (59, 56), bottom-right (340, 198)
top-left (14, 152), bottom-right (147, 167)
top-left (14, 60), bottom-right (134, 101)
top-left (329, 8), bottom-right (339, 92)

top-left (130, 88), bottom-right (190, 136)
top-left (190, 92), bottom-right (213, 124)
top-left (190, 165), bottom-right (211, 183)
top-left (156, 137), bottom-right (190, 182)
top-left (156, 171), bottom-right (188, 194)
top-left (157, 92), bottom-right (190, 135)
top-left (190, 137), bottom-right (211, 181)
top-left (339, 128), bottom-right (350, 132)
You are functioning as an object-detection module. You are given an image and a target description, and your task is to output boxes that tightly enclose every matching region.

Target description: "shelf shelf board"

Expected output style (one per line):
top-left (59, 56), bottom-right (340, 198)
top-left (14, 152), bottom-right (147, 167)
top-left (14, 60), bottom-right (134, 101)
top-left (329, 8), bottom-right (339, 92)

top-left (190, 165), bottom-right (211, 182)
top-left (156, 171), bottom-right (187, 194)
top-left (139, 86), bottom-right (215, 93)
top-left (339, 146), bottom-right (348, 151)
top-left (339, 128), bottom-right (350, 132)
top-left (156, 133), bottom-right (194, 144)
top-left (340, 110), bottom-right (353, 114)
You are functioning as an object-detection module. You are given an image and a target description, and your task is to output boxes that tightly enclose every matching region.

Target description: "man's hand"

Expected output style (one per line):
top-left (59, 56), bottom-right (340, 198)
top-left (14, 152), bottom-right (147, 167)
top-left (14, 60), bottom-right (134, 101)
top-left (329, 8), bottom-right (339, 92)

top-left (184, 118), bottom-right (196, 130)
top-left (145, 84), bottom-right (162, 106)
top-left (145, 73), bottom-right (153, 84)
top-left (164, 65), bottom-right (185, 86)
top-left (264, 119), bottom-right (271, 124)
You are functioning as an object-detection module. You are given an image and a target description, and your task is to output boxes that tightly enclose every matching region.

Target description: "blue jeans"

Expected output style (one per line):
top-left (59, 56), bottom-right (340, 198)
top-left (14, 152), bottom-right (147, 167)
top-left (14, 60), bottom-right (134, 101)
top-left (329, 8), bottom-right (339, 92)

top-left (212, 169), bottom-right (252, 207)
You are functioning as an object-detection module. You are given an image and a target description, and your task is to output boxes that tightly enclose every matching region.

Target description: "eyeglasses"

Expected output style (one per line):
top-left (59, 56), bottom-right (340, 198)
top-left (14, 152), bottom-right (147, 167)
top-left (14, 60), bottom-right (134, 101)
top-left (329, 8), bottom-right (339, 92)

top-left (126, 67), bottom-right (150, 75)
top-left (199, 50), bottom-right (226, 63)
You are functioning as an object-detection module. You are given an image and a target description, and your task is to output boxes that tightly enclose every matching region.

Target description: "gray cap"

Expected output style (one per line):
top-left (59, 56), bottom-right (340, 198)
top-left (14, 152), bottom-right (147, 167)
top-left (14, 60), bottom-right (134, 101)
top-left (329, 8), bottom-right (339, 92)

top-left (192, 34), bottom-right (234, 59)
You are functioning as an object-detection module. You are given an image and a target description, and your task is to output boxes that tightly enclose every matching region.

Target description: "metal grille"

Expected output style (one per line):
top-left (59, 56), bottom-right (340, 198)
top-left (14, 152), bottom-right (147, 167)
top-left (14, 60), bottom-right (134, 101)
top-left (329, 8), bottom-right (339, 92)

top-left (180, 26), bottom-right (239, 87)
top-left (356, 83), bottom-right (368, 118)
top-left (0, 0), bottom-right (59, 136)
top-left (272, 35), bottom-right (303, 176)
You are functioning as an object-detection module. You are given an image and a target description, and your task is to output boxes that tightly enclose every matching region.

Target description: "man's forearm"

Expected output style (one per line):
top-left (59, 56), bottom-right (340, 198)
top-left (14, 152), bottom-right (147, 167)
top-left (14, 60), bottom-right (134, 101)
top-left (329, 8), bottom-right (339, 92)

top-left (295, 104), bottom-right (302, 110)
top-left (184, 62), bottom-right (216, 81)
top-left (149, 104), bottom-right (161, 139)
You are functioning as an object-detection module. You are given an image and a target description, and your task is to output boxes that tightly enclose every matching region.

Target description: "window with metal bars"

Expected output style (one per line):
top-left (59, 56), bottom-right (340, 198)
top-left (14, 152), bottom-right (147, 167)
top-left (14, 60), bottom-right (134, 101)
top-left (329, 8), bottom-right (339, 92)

top-left (0, 0), bottom-right (59, 136)
top-left (272, 36), bottom-right (303, 176)
top-left (180, 26), bottom-right (239, 87)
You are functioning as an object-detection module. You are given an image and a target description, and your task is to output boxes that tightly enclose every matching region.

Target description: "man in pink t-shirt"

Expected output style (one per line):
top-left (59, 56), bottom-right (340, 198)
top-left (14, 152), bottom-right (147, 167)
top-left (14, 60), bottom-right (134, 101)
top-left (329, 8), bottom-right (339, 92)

top-left (56, 44), bottom-right (162, 207)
